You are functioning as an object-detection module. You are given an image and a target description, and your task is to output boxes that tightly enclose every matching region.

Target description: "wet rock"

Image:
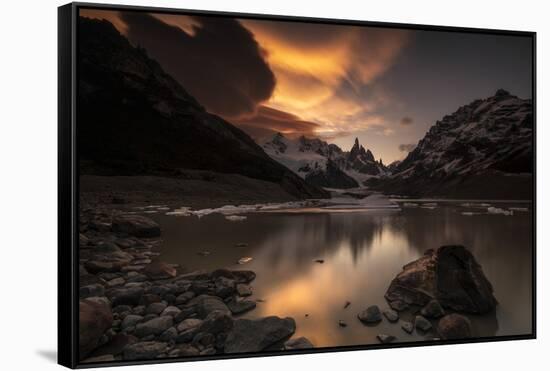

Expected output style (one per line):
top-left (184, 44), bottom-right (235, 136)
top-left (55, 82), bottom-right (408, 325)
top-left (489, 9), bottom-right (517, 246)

top-left (225, 316), bottom-right (296, 353)
top-left (236, 284), bottom-right (252, 297)
top-left (177, 318), bottom-right (203, 333)
top-left (106, 277), bottom-right (125, 288)
top-left (121, 315), bottom-right (143, 330)
top-left (174, 344), bottom-right (200, 357)
top-left (437, 314), bottom-right (472, 339)
top-left (284, 337), bottom-right (314, 350)
top-left (382, 309), bottom-right (399, 323)
top-left (192, 332), bottom-right (216, 349)
top-left (377, 334), bottom-right (396, 344)
top-left (143, 261), bottom-right (177, 280)
top-left (140, 294), bottom-right (162, 306)
top-left (187, 295), bottom-right (231, 318)
top-left (198, 310), bottom-right (234, 334)
top-left (415, 315), bottom-right (432, 332)
top-left (421, 299), bottom-right (445, 319)
top-left (401, 321), bottom-right (414, 334)
top-left (214, 277), bottom-right (235, 298)
top-left (385, 245), bottom-right (497, 314)
top-left (145, 302), bottom-right (167, 315)
top-left (161, 306), bottom-right (181, 317)
top-left (159, 327), bottom-right (178, 342)
top-left (85, 260), bottom-right (129, 274)
top-left (122, 341), bottom-right (167, 360)
top-left (338, 320), bottom-right (347, 327)
top-left (388, 299), bottom-right (409, 312)
top-left (358, 305), bottom-right (382, 324)
top-left (228, 299), bottom-right (257, 315)
top-left (79, 297), bottom-right (113, 360)
top-left (134, 316), bottom-right (173, 338)
top-left (90, 333), bottom-right (137, 358)
top-left (112, 215), bottom-right (160, 238)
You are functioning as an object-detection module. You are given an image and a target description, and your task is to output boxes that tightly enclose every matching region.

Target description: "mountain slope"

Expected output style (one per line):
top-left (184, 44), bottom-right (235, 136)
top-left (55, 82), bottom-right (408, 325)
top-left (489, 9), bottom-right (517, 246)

top-left (261, 134), bottom-right (386, 189)
top-left (77, 17), bottom-right (328, 200)
top-left (368, 89), bottom-right (533, 198)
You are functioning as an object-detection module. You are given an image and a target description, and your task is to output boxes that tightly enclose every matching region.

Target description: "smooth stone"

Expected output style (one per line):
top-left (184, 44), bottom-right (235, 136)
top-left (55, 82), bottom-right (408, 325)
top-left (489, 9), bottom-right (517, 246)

top-left (227, 300), bottom-right (257, 315)
top-left (382, 309), bottom-right (399, 323)
top-left (121, 315), bottom-right (143, 329)
top-left (134, 316), bottom-right (173, 338)
top-left (187, 295), bottom-right (231, 318)
top-left (122, 341), bottom-right (167, 360)
top-left (175, 291), bottom-right (196, 305)
top-left (198, 310), bottom-right (234, 334)
top-left (236, 284), bottom-right (252, 297)
top-left (437, 314), bottom-right (472, 339)
top-left (111, 287), bottom-right (144, 307)
top-left (358, 305), bottom-right (382, 324)
top-left (377, 334), bottom-right (396, 344)
top-left (401, 321), bottom-right (414, 334)
top-left (161, 306), bottom-right (181, 317)
top-left (224, 316), bottom-right (296, 353)
top-left (145, 302), bottom-right (167, 315)
top-left (159, 327), bottom-right (178, 342)
top-left (106, 277), bottom-right (125, 288)
top-left (284, 337), bottom-right (314, 350)
top-left (415, 315), bottom-right (432, 332)
top-left (143, 261), bottom-right (177, 280)
top-left (177, 318), bottom-right (203, 333)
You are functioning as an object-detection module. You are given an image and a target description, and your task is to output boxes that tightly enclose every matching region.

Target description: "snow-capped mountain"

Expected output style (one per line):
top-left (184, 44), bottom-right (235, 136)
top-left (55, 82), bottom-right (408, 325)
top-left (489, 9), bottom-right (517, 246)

top-left (261, 134), bottom-right (387, 189)
top-left (369, 89), bottom-right (533, 198)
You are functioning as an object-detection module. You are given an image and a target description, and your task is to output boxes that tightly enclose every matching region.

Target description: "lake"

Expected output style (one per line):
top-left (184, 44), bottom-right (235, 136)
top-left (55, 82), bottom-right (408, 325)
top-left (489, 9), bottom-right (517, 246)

top-left (148, 200), bottom-right (533, 348)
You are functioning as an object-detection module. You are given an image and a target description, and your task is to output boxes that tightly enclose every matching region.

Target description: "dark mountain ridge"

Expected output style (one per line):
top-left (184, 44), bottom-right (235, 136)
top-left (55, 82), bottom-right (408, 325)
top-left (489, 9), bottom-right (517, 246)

top-left (77, 17), bottom-right (328, 200)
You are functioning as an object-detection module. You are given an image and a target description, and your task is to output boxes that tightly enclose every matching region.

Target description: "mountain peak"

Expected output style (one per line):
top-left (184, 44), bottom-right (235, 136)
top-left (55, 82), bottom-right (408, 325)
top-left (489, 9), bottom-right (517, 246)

top-left (495, 88), bottom-right (511, 97)
top-left (354, 137), bottom-right (360, 146)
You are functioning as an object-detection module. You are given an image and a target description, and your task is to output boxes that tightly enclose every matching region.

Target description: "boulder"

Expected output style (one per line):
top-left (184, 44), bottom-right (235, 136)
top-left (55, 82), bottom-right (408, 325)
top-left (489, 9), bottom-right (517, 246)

top-left (143, 261), bottom-right (177, 280)
top-left (382, 309), bottom-right (399, 323)
top-left (284, 337), bottom-right (314, 350)
top-left (198, 310), bottom-right (234, 334)
top-left (122, 341), bottom-right (167, 360)
top-left (134, 316), bottom-right (173, 338)
top-left (385, 246), bottom-right (497, 314)
top-left (236, 284), bottom-right (252, 297)
top-left (358, 305), bottom-right (382, 324)
top-left (225, 316), bottom-right (296, 353)
top-left (112, 215), bottom-right (161, 238)
top-left (121, 314), bottom-right (143, 330)
top-left (437, 314), bottom-right (472, 339)
top-left (187, 295), bottom-right (231, 318)
top-left (177, 318), bottom-right (203, 333)
top-left (79, 297), bottom-right (113, 360)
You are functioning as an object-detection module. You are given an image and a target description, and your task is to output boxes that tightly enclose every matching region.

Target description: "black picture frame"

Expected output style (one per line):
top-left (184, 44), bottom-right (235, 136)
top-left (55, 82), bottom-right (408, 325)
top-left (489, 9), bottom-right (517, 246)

top-left (58, 2), bottom-right (537, 368)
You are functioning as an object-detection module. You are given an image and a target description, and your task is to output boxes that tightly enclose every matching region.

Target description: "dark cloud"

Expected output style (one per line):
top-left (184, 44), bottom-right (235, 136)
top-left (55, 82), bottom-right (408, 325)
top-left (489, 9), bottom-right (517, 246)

top-left (120, 12), bottom-right (275, 118)
top-left (400, 116), bottom-right (413, 125)
top-left (235, 105), bottom-right (320, 140)
top-left (398, 143), bottom-right (416, 152)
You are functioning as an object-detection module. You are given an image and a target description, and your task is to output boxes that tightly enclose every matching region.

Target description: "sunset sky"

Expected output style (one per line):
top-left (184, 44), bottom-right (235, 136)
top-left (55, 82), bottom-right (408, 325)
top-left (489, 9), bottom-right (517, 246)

top-left (80, 9), bottom-right (532, 163)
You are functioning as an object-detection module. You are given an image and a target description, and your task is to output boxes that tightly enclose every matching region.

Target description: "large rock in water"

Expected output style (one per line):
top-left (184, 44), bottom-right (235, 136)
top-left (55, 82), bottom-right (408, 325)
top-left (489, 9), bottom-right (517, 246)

top-left (437, 314), bottom-right (472, 339)
top-left (224, 316), bottom-right (296, 353)
top-left (385, 245), bottom-right (497, 313)
top-left (79, 297), bottom-right (113, 360)
top-left (112, 215), bottom-right (160, 238)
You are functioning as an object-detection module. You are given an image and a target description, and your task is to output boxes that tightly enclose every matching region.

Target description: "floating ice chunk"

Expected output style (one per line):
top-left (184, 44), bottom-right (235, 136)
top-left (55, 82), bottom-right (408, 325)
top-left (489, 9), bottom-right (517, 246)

top-left (403, 202), bottom-right (419, 207)
top-left (487, 207), bottom-right (513, 216)
top-left (165, 207), bottom-right (192, 216)
top-left (237, 257), bottom-right (253, 265)
top-left (422, 202), bottom-right (438, 207)
top-left (509, 207), bottom-right (529, 212)
top-left (225, 215), bottom-right (247, 222)
top-left (461, 211), bottom-right (479, 216)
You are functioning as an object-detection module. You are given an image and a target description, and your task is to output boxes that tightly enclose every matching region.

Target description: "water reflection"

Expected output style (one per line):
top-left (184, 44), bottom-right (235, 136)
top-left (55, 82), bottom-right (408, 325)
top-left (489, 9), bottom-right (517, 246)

top-left (151, 204), bottom-right (532, 347)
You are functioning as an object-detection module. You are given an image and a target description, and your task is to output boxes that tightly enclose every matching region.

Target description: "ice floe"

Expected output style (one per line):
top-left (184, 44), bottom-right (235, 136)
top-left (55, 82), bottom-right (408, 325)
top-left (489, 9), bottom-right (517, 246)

top-left (487, 206), bottom-right (514, 216)
top-left (225, 215), bottom-right (247, 222)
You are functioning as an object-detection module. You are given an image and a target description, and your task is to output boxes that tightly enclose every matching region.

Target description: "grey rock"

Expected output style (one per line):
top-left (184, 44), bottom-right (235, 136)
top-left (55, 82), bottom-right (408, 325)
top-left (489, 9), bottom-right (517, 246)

top-left (421, 299), bottom-right (445, 319)
top-left (225, 316), bottom-right (296, 353)
top-left (358, 305), bottom-right (382, 324)
top-left (214, 277), bottom-right (235, 298)
top-left (122, 341), bottom-right (167, 360)
top-left (198, 310), bottom-right (233, 334)
top-left (134, 316), bottom-right (173, 338)
top-left (159, 327), bottom-right (178, 342)
top-left (177, 318), bottom-right (203, 333)
top-left (228, 300), bottom-right (257, 315)
top-left (175, 291), bottom-right (195, 305)
top-left (187, 295), bottom-right (230, 318)
top-left (377, 334), bottom-right (396, 344)
top-left (192, 332), bottom-right (216, 349)
top-left (106, 277), bottom-right (125, 288)
top-left (145, 302), bottom-right (167, 315)
top-left (415, 315), bottom-right (432, 332)
top-left (401, 321), bottom-right (414, 334)
top-left (236, 284), bottom-right (252, 297)
top-left (161, 306), bottom-right (181, 317)
top-left (437, 314), bottom-right (472, 339)
top-left (80, 284), bottom-right (105, 299)
top-left (284, 337), bottom-right (314, 350)
top-left (382, 309), bottom-right (399, 323)
top-left (121, 315), bottom-right (143, 329)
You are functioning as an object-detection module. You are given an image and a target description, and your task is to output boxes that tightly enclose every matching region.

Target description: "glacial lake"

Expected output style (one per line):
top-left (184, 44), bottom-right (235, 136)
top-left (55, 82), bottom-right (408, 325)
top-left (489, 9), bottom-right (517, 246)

top-left (147, 201), bottom-right (533, 348)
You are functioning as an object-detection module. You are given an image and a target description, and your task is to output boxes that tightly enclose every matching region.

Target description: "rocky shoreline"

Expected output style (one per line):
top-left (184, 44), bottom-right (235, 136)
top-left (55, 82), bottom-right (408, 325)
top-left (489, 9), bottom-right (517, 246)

top-left (78, 208), bottom-right (313, 363)
top-left (79, 206), bottom-right (497, 363)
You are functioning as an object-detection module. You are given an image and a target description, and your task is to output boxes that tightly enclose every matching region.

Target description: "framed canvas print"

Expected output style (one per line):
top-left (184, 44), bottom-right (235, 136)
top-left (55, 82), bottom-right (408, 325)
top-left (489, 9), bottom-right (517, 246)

top-left (58, 2), bottom-right (536, 368)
